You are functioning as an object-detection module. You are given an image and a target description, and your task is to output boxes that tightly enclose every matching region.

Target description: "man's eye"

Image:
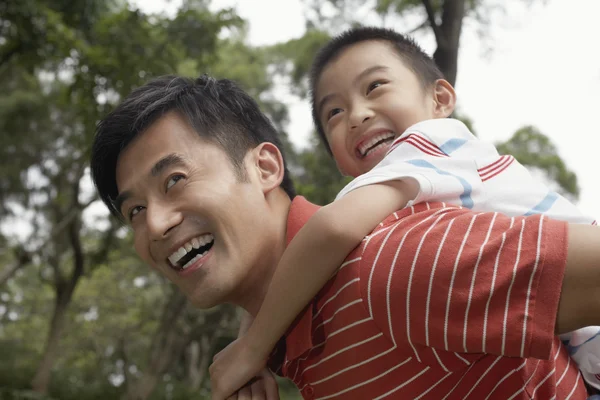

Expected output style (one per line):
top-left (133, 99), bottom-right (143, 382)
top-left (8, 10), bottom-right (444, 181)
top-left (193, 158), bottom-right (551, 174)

top-left (367, 80), bottom-right (384, 94)
top-left (327, 108), bottom-right (343, 121)
top-left (128, 206), bottom-right (144, 221)
top-left (166, 174), bottom-right (185, 190)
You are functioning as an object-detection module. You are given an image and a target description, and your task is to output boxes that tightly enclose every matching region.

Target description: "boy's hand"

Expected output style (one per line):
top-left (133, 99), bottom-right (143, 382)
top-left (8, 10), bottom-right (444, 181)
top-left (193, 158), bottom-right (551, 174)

top-left (219, 369), bottom-right (280, 400)
top-left (209, 337), bottom-right (276, 400)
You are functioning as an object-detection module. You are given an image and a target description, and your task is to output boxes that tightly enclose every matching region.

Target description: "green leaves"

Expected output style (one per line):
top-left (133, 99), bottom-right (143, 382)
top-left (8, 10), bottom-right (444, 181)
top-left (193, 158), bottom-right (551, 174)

top-left (496, 126), bottom-right (579, 199)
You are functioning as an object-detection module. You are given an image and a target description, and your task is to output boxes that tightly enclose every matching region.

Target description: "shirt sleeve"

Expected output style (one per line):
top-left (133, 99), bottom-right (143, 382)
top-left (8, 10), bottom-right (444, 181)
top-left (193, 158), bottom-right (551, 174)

top-left (335, 131), bottom-right (483, 211)
top-left (360, 205), bottom-right (568, 369)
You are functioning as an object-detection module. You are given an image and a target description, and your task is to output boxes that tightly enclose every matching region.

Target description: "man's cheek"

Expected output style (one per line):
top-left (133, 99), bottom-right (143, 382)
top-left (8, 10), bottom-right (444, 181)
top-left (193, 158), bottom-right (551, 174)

top-left (133, 234), bottom-right (152, 264)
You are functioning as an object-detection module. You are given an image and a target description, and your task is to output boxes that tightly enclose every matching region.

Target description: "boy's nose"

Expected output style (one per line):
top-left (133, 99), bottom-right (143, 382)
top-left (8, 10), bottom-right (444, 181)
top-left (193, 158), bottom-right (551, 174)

top-left (349, 106), bottom-right (374, 129)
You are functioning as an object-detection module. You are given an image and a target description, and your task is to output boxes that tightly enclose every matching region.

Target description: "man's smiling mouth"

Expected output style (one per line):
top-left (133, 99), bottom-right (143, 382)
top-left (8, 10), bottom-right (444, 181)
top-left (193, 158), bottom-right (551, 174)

top-left (167, 233), bottom-right (214, 270)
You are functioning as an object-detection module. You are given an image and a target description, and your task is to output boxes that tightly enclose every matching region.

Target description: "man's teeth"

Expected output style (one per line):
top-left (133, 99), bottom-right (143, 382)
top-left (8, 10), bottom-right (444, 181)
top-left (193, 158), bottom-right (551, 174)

top-left (168, 233), bottom-right (214, 267)
top-left (181, 252), bottom-right (208, 270)
top-left (358, 132), bottom-right (395, 157)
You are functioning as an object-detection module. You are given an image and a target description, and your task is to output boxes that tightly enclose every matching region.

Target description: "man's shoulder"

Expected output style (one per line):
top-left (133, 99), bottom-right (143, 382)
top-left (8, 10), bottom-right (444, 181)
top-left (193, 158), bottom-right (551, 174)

top-left (286, 196), bottom-right (320, 245)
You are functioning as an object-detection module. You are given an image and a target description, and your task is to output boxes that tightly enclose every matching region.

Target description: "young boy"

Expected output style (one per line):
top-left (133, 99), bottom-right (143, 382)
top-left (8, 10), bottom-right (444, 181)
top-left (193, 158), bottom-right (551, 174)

top-left (209, 26), bottom-right (599, 397)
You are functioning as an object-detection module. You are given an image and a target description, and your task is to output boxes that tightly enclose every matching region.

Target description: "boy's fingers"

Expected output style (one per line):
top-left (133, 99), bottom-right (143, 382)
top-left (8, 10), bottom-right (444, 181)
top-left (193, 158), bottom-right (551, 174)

top-left (263, 377), bottom-right (280, 400)
top-left (249, 381), bottom-right (267, 399)
top-left (235, 386), bottom-right (252, 400)
top-left (213, 350), bottom-right (222, 362)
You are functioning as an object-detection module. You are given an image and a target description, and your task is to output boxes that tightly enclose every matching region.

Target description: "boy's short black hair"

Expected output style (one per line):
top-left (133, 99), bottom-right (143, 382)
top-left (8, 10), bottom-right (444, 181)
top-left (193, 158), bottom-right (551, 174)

top-left (309, 26), bottom-right (445, 153)
top-left (91, 74), bottom-right (296, 219)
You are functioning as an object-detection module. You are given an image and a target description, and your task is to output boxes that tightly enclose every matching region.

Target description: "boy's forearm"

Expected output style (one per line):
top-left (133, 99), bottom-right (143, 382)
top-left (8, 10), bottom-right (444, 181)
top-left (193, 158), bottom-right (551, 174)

top-left (556, 223), bottom-right (600, 334)
top-left (245, 206), bottom-right (364, 355)
top-left (246, 180), bottom-right (418, 356)
top-left (238, 309), bottom-right (254, 336)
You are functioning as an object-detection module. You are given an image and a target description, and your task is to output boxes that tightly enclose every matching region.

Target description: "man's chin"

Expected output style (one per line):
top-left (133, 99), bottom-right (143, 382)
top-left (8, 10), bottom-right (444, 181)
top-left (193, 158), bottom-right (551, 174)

top-left (186, 289), bottom-right (226, 310)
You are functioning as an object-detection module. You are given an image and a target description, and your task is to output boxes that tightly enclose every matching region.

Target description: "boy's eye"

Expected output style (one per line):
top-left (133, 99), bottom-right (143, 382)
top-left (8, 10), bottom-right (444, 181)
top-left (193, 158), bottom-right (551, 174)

top-left (327, 108), bottom-right (343, 121)
top-left (367, 80), bottom-right (384, 94)
top-left (166, 174), bottom-right (185, 190)
top-left (128, 206), bottom-right (144, 221)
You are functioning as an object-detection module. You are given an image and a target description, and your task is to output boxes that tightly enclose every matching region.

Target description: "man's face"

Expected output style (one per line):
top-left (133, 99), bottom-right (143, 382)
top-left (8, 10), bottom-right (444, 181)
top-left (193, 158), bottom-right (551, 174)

top-left (315, 40), bottom-right (447, 177)
top-left (115, 112), bottom-right (273, 308)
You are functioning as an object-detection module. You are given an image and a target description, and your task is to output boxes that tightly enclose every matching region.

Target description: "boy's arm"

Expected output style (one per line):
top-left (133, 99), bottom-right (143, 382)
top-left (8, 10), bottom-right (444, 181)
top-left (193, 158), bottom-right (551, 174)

top-left (209, 179), bottom-right (418, 399)
top-left (558, 223), bottom-right (600, 334)
top-left (244, 178), bottom-right (419, 357)
top-left (238, 309), bottom-right (253, 335)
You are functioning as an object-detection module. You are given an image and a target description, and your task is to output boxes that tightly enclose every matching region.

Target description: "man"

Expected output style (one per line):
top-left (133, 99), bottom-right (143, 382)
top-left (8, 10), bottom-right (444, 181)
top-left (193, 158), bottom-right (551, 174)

top-left (91, 74), bottom-right (600, 399)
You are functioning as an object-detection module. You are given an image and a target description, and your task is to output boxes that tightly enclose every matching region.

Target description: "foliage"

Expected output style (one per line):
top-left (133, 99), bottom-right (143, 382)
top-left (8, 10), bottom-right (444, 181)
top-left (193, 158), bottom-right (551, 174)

top-left (496, 126), bottom-right (579, 199)
top-left (0, 0), bottom-right (577, 399)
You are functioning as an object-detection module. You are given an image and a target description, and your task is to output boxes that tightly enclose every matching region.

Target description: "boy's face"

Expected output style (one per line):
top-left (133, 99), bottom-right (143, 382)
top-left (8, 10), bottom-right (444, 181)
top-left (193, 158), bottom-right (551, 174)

top-left (315, 40), bottom-right (454, 177)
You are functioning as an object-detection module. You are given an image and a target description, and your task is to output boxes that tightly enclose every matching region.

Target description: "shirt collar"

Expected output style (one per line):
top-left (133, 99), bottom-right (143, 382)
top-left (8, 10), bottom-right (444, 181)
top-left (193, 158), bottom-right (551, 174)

top-left (282, 196), bottom-right (321, 362)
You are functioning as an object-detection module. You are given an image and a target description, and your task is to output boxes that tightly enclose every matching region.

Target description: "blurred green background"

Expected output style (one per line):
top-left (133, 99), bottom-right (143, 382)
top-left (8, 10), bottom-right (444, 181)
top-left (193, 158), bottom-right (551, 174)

top-left (0, 0), bottom-right (593, 398)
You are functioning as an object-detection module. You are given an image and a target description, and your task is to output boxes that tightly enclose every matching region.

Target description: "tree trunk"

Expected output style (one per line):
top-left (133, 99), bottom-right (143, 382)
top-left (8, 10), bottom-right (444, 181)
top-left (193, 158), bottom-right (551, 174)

top-left (426, 0), bottom-right (466, 87)
top-left (187, 340), bottom-right (202, 390)
top-left (31, 217), bottom-right (85, 393)
top-left (124, 290), bottom-right (189, 400)
top-left (0, 259), bottom-right (26, 287)
top-left (30, 292), bottom-right (70, 393)
top-left (186, 334), bottom-right (217, 391)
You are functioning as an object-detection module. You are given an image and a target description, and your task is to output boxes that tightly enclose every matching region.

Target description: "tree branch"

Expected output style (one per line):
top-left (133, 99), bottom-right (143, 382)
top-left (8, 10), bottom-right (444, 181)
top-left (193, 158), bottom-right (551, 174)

top-left (0, 41), bottom-right (23, 69)
top-left (0, 248), bottom-right (30, 287)
top-left (405, 18), bottom-right (430, 34)
top-left (0, 194), bottom-right (99, 287)
top-left (88, 220), bottom-right (118, 269)
top-left (66, 190), bottom-right (85, 294)
top-left (421, 0), bottom-right (445, 46)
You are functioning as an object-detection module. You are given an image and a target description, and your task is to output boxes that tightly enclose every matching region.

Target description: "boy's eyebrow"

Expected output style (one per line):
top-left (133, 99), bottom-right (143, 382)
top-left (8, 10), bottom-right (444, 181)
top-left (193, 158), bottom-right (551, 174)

top-left (113, 153), bottom-right (188, 216)
top-left (353, 65), bottom-right (389, 86)
top-left (317, 65), bottom-right (390, 117)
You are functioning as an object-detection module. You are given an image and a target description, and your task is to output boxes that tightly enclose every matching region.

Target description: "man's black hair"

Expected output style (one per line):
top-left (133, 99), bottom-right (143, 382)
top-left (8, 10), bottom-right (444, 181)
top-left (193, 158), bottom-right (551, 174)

top-left (91, 74), bottom-right (296, 219)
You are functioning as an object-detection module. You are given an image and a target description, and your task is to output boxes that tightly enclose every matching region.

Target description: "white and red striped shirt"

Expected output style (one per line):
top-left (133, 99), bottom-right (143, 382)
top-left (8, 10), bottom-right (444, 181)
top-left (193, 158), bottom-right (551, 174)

top-left (336, 118), bottom-right (595, 226)
top-left (269, 197), bottom-right (587, 399)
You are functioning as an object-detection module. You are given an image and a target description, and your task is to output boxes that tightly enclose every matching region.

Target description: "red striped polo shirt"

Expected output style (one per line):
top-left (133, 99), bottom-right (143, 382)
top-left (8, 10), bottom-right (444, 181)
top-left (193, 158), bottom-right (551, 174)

top-left (269, 197), bottom-right (587, 399)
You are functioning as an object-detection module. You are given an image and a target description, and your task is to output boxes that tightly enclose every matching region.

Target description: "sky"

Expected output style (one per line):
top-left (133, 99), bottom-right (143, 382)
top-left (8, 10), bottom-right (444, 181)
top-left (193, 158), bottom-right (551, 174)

top-left (126, 0), bottom-right (600, 218)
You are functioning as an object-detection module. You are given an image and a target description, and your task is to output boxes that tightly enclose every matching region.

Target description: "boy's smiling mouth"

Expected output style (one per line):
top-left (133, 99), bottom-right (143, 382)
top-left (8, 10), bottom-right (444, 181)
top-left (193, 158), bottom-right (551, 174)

top-left (356, 131), bottom-right (396, 158)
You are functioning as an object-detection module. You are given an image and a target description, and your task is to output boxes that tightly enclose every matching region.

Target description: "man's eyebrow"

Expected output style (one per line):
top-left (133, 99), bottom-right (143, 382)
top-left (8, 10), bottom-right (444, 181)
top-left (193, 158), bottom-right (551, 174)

top-left (317, 65), bottom-right (390, 118)
top-left (113, 190), bottom-right (131, 218)
top-left (113, 153), bottom-right (188, 217)
top-left (150, 153), bottom-right (188, 177)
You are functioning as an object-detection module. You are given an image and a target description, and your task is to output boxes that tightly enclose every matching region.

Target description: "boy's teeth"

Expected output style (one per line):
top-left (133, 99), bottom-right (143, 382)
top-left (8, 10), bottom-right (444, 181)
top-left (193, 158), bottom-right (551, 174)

top-left (359, 132), bottom-right (395, 156)
top-left (184, 243), bottom-right (192, 252)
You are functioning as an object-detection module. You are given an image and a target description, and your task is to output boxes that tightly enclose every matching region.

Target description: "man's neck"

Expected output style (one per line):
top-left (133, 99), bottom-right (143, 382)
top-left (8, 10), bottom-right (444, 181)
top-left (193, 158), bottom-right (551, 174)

top-left (234, 191), bottom-right (293, 317)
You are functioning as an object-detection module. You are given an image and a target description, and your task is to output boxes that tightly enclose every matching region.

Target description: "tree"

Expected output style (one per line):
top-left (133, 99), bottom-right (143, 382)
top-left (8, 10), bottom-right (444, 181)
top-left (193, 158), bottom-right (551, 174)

top-left (0, 1), bottom-right (300, 397)
top-left (496, 126), bottom-right (579, 199)
top-left (301, 0), bottom-right (543, 87)
top-left (0, 0), bottom-right (253, 395)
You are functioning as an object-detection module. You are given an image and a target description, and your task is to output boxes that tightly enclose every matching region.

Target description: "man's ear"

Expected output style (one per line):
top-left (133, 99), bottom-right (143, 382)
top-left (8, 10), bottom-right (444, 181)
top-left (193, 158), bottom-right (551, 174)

top-left (432, 79), bottom-right (456, 118)
top-left (250, 142), bottom-right (285, 195)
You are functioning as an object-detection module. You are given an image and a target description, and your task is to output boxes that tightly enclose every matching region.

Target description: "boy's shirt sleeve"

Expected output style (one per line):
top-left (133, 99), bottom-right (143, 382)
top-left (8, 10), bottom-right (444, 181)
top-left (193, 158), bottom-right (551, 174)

top-left (336, 120), bottom-right (486, 210)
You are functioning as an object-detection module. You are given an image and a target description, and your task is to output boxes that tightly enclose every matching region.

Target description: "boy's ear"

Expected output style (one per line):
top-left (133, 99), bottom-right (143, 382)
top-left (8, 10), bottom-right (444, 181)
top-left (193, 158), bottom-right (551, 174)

top-left (432, 79), bottom-right (456, 118)
top-left (250, 142), bottom-right (285, 195)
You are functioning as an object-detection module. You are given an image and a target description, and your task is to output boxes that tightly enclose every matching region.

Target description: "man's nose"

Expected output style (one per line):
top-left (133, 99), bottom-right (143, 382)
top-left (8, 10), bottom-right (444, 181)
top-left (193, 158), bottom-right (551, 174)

top-left (146, 203), bottom-right (182, 241)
